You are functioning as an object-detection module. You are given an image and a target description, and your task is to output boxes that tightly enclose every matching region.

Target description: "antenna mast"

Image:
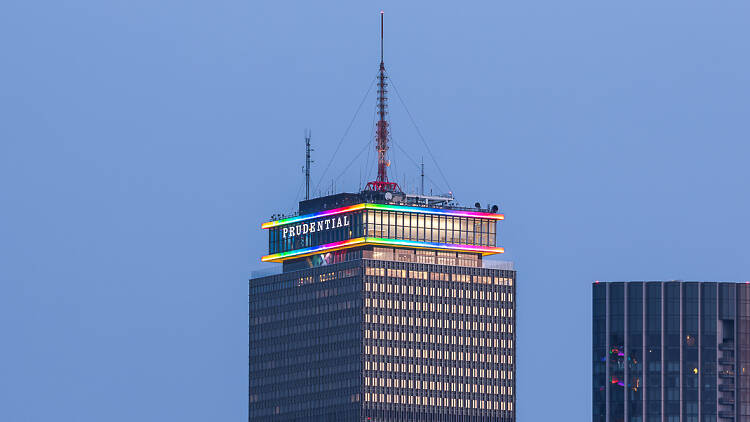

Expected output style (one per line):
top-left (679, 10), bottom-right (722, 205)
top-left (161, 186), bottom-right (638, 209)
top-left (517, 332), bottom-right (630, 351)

top-left (365, 11), bottom-right (401, 193)
top-left (375, 11), bottom-right (389, 185)
top-left (304, 130), bottom-right (312, 200)
top-left (420, 157), bottom-right (424, 195)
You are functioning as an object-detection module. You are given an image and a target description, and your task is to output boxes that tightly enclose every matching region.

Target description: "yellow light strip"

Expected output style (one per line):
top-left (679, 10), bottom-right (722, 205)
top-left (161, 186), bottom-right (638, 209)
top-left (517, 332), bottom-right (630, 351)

top-left (261, 237), bottom-right (504, 263)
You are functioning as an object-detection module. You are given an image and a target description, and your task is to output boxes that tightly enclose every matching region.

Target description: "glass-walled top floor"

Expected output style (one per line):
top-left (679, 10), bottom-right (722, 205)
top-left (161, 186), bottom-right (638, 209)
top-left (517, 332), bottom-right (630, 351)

top-left (268, 209), bottom-right (498, 255)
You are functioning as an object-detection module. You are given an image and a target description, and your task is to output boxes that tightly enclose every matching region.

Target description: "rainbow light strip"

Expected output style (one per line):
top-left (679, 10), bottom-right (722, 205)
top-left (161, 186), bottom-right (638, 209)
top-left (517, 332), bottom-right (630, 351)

top-left (261, 237), bottom-right (504, 263)
top-left (261, 203), bottom-right (504, 229)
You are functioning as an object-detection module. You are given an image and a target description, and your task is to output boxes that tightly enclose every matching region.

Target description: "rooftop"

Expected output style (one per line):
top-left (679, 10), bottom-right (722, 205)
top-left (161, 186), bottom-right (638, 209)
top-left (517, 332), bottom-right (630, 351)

top-left (266, 190), bottom-right (501, 224)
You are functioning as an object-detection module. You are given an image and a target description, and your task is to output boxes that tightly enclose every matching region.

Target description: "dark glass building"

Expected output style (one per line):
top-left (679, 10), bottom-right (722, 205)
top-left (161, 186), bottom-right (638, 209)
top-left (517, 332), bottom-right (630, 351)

top-left (593, 281), bottom-right (750, 422)
top-left (249, 192), bottom-right (516, 421)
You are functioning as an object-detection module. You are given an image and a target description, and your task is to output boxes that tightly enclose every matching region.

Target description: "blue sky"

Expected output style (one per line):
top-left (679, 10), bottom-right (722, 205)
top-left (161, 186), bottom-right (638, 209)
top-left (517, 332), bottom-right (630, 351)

top-left (1, 1), bottom-right (749, 420)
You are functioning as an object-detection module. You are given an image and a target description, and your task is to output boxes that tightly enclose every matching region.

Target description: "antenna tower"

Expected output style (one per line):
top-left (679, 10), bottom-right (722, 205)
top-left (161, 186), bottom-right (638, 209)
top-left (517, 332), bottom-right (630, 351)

top-left (420, 157), bottom-right (424, 195)
top-left (305, 130), bottom-right (312, 200)
top-left (365, 11), bottom-right (401, 193)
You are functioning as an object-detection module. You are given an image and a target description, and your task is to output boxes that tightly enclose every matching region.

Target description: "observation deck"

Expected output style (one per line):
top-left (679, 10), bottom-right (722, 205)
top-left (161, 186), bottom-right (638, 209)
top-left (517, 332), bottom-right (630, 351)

top-left (261, 191), bottom-right (504, 263)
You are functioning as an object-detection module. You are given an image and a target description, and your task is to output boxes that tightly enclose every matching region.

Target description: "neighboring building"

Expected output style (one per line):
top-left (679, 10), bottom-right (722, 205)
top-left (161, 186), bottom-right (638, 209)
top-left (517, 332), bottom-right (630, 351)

top-left (593, 281), bottom-right (750, 422)
top-left (249, 193), bottom-right (516, 421)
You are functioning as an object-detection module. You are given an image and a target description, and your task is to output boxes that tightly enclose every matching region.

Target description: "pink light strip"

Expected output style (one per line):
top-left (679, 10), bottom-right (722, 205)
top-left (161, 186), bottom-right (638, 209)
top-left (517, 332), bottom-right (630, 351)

top-left (261, 237), bottom-right (504, 262)
top-left (262, 203), bottom-right (504, 229)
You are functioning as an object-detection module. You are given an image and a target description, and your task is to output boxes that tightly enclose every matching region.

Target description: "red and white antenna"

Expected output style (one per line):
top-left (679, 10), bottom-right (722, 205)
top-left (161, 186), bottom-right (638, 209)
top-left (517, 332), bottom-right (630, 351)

top-left (366, 11), bottom-right (401, 193)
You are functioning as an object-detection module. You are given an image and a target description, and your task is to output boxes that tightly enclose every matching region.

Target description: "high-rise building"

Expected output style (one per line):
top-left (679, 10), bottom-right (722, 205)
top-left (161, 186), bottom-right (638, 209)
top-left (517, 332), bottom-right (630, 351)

top-left (249, 13), bottom-right (516, 422)
top-left (593, 281), bottom-right (750, 422)
top-left (249, 195), bottom-right (515, 421)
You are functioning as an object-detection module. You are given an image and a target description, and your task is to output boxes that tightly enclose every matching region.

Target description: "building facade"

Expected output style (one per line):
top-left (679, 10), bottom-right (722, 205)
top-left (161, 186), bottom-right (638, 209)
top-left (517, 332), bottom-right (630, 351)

top-left (593, 281), bottom-right (750, 422)
top-left (250, 193), bottom-right (516, 421)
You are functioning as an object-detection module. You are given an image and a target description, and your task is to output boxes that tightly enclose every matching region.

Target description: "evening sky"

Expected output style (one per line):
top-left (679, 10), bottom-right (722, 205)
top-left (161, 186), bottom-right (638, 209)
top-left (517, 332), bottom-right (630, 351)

top-left (2, 1), bottom-right (749, 420)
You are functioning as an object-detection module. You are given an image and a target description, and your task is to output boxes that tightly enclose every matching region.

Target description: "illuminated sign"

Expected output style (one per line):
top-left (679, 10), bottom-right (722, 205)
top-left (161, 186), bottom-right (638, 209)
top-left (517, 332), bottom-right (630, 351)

top-left (282, 215), bottom-right (350, 239)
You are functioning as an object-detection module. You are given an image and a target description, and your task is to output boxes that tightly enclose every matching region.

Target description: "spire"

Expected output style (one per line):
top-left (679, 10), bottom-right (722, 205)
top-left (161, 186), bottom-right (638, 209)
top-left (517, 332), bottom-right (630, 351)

top-left (380, 11), bottom-right (384, 63)
top-left (366, 11), bottom-right (401, 193)
top-left (376, 11), bottom-right (389, 184)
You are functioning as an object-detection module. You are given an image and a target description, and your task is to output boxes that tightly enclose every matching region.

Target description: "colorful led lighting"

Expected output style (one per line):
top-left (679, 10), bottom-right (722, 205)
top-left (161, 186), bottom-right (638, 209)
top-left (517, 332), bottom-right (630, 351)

top-left (262, 204), bottom-right (365, 229)
top-left (262, 203), bottom-right (504, 229)
top-left (261, 238), bottom-right (367, 262)
top-left (261, 237), bottom-right (504, 263)
top-left (366, 238), bottom-right (504, 255)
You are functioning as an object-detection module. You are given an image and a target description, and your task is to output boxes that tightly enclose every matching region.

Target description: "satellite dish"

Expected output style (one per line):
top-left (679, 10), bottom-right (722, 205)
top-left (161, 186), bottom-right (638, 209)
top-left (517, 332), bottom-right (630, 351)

top-left (385, 192), bottom-right (393, 200)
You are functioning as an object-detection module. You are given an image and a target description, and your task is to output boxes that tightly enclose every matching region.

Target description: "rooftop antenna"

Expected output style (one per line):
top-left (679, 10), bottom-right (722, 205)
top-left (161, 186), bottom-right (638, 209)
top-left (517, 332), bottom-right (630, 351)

top-left (420, 157), bottom-right (424, 196)
top-left (304, 130), bottom-right (313, 200)
top-left (365, 11), bottom-right (401, 193)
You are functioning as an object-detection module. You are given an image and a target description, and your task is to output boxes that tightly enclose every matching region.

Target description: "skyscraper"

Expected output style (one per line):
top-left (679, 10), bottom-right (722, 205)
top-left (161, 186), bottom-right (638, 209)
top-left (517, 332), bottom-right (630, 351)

top-left (593, 281), bottom-right (750, 422)
top-left (249, 13), bottom-right (516, 422)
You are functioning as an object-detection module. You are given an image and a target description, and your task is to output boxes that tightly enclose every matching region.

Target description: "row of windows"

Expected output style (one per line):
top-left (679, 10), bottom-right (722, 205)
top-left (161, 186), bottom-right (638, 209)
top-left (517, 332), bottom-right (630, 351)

top-left (364, 266), bottom-right (513, 286)
top-left (365, 358), bottom-right (513, 374)
top-left (251, 309), bottom-right (358, 340)
top-left (365, 328), bottom-right (510, 345)
top-left (365, 258), bottom-right (514, 277)
top-left (251, 259), bottom-right (515, 297)
top-left (251, 320), bottom-right (358, 348)
top-left (365, 378), bottom-right (512, 394)
top-left (250, 314), bottom-right (361, 332)
top-left (363, 393), bottom-right (513, 411)
top-left (251, 285), bottom-right (358, 311)
top-left (252, 300), bottom-right (358, 324)
top-left (250, 363), bottom-right (358, 394)
top-left (253, 313), bottom-right (510, 343)
top-left (366, 348), bottom-right (509, 366)
top-left (365, 278), bottom-right (512, 296)
top-left (253, 310), bottom-right (511, 339)
top-left (365, 336), bottom-right (513, 363)
top-left (365, 313), bottom-right (513, 332)
top-left (365, 298), bottom-right (513, 319)
top-left (365, 344), bottom-right (512, 362)
top-left (251, 292), bottom-right (359, 323)
top-left (249, 341), bottom-right (359, 374)
top-left (365, 292), bottom-right (511, 312)
top-left (364, 330), bottom-right (512, 352)
top-left (363, 281), bottom-right (512, 298)
top-left (250, 372), bottom-right (358, 400)
top-left (250, 266), bottom-right (360, 297)
top-left (250, 389), bottom-right (359, 418)
top-left (366, 297), bottom-right (512, 314)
